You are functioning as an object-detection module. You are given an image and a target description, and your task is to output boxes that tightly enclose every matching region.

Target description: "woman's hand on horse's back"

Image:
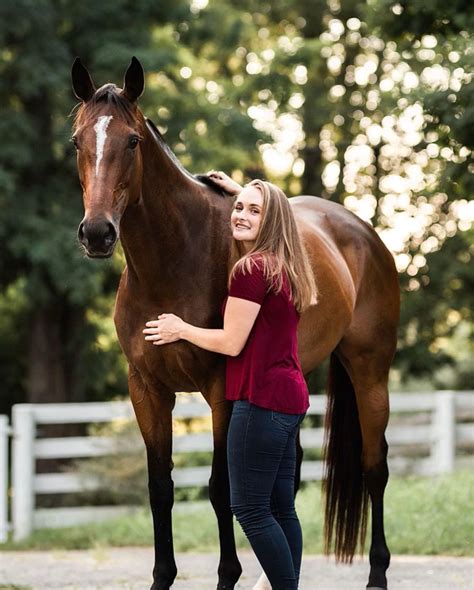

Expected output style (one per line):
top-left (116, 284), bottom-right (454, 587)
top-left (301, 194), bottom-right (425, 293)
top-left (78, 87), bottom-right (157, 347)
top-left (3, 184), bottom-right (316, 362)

top-left (207, 171), bottom-right (242, 196)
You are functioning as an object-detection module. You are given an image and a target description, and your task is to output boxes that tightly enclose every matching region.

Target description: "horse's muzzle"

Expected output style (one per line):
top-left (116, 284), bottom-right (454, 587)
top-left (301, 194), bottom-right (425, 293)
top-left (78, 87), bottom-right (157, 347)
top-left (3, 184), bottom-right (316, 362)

top-left (78, 218), bottom-right (118, 258)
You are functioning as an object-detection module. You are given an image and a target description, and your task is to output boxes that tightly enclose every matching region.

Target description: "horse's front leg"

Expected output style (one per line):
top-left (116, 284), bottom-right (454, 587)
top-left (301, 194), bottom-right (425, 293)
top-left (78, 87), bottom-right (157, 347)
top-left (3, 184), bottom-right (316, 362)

top-left (129, 366), bottom-right (177, 590)
top-left (204, 380), bottom-right (242, 590)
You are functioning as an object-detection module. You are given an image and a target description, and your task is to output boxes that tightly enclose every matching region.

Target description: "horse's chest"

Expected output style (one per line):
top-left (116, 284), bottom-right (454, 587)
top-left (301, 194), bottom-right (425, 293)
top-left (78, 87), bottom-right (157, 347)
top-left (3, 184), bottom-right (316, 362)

top-left (122, 323), bottom-right (198, 388)
top-left (114, 299), bottom-right (216, 392)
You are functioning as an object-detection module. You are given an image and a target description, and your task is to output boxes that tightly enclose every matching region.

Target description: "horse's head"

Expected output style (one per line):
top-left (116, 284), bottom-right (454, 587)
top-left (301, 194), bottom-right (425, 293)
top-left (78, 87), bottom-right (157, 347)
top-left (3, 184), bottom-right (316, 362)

top-left (71, 57), bottom-right (145, 257)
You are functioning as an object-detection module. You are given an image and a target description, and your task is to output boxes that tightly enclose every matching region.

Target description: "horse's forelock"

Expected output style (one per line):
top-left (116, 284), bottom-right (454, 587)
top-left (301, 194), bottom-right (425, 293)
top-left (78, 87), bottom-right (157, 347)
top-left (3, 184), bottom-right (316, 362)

top-left (73, 83), bottom-right (143, 130)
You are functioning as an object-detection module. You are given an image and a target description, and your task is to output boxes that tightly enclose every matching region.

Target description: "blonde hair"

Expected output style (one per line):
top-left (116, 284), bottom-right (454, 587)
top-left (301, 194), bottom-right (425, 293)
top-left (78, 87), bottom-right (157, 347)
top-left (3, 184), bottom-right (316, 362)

top-left (229, 179), bottom-right (318, 313)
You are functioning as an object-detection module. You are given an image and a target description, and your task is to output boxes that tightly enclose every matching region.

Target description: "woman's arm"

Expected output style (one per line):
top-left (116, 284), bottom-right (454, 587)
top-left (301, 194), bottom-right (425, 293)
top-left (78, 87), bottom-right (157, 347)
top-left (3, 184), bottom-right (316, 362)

top-left (143, 296), bottom-right (261, 357)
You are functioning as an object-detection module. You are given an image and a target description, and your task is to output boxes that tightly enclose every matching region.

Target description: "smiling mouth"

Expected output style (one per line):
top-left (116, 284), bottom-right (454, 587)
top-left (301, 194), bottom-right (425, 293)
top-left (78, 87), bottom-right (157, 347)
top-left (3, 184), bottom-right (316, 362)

top-left (235, 224), bottom-right (250, 230)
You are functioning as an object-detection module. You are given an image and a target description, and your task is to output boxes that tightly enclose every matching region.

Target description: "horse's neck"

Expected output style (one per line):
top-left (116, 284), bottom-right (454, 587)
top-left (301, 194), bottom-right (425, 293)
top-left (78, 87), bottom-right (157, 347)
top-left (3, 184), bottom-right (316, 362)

top-left (119, 130), bottom-right (232, 301)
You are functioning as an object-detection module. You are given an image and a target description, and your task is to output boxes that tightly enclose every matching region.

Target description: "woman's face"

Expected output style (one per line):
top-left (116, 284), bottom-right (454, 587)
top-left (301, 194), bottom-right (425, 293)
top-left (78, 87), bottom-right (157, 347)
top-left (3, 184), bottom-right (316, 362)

top-left (231, 185), bottom-right (264, 251)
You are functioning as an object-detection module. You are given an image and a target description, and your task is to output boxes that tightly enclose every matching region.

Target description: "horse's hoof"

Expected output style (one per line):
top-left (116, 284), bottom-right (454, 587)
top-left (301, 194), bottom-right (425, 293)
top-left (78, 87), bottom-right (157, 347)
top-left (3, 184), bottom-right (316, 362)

top-left (367, 587), bottom-right (387, 590)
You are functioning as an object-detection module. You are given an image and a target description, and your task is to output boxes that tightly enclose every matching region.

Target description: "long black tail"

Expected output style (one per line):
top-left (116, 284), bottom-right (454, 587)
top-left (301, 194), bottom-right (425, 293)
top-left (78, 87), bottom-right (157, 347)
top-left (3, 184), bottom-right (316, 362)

top-left (322, 352), bottom-right (369, 562)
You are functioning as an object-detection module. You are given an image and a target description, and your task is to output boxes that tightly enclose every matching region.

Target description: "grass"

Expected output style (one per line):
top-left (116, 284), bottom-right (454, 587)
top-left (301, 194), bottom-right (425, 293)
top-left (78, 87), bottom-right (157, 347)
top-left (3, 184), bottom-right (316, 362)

top-left (3, 471), bottom-right (472, 555)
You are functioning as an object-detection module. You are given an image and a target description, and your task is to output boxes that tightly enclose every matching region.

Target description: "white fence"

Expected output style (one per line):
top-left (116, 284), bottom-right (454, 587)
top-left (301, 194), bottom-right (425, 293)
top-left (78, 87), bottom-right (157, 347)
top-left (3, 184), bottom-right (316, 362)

top-left (1, 391), bottom-right (473, 542)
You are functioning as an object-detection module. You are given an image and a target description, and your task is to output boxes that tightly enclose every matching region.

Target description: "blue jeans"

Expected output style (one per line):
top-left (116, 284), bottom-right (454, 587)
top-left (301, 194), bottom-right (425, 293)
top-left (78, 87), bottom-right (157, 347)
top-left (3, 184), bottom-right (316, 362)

top-left (227, 400), bottom-right (306, 590)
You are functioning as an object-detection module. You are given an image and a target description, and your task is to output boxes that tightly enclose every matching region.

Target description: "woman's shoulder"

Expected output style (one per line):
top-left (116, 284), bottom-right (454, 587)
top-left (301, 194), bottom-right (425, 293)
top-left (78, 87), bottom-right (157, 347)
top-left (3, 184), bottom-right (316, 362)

top-left (235, 253), bottom-right (266, 275)
top-left (233, 253), bottom-right (280, 286)
top-left (250, 254), bottom-right (291, 295)
top-left (248, 252), bottom-right (278, 270)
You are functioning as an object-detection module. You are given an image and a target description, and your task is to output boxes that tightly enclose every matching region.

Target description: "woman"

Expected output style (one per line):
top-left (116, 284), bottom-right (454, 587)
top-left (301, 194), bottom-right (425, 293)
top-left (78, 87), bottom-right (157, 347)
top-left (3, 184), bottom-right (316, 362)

top-left (143, 172), bottom-right (317, 589)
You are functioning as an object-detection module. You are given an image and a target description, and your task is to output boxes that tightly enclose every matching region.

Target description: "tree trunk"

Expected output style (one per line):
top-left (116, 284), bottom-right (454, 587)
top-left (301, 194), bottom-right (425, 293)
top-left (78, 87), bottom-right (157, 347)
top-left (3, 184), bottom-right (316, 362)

top-left (301, 143), bottom-right (325, 197)
top-left (27, 298), bottom-right (89, 476)
top-left (297, 2), bottom-right (329, 198)
top-left (27, 300), bottom-right (87, 405)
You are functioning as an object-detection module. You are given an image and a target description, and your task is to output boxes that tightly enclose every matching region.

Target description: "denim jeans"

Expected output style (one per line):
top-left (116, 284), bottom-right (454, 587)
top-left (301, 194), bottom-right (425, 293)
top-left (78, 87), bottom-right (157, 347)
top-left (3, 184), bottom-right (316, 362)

top-left (227, 400), bottom-right (306, 590)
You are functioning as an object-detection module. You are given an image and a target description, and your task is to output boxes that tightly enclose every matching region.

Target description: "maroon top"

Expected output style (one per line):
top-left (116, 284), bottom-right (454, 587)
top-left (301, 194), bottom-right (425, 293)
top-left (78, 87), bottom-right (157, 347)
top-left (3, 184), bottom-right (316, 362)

top-left (221, 256), bottom-right (309, 414)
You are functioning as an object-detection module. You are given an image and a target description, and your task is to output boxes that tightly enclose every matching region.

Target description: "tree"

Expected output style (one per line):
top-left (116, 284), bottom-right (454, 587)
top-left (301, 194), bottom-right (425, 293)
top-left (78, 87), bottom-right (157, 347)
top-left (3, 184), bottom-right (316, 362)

top-left (0, 0), bottom-right (264, 410)
top-left (1, 0), bottom-right (472, 412)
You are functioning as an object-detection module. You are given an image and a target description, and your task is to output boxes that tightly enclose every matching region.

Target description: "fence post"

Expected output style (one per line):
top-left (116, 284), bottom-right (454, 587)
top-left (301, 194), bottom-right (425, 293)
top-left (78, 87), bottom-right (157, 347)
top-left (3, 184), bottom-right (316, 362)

top-left (0, 415), bottom-right (10, 542)
top-left (431, 391), bottom-right (455, 474)
top-left (12, 405), bottom-right (36, 541)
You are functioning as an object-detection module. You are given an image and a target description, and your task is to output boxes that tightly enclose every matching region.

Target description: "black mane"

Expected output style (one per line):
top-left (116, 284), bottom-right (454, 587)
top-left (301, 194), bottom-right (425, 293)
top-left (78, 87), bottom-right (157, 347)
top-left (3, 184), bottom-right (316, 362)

top-left (194, 174), bottom-right (233, 197)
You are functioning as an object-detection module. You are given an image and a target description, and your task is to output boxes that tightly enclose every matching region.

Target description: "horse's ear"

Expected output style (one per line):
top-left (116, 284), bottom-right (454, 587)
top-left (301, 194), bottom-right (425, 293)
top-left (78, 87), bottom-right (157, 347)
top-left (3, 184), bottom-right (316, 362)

top-left (123, 56), bottom-right (144, 103)
top-left (71, 57), bottom-right (96, 102)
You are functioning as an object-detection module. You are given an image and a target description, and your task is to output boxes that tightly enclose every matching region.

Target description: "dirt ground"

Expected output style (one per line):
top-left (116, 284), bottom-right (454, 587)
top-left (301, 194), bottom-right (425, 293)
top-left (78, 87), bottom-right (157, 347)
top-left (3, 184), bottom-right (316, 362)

top-left (0, 548), bottom-right (473, 589)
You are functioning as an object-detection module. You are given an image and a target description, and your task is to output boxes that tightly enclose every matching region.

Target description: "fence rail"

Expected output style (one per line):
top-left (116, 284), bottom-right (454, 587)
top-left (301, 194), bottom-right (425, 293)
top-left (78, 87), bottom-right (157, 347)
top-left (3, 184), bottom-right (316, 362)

top-left (1, 390), bottom-right (473, 542)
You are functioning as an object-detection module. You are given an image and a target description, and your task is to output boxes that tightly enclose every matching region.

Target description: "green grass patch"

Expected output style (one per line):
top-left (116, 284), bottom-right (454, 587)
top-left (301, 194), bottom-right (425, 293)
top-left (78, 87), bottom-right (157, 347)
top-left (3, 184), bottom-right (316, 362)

top-left (3, 471), bottom-right (472, 555)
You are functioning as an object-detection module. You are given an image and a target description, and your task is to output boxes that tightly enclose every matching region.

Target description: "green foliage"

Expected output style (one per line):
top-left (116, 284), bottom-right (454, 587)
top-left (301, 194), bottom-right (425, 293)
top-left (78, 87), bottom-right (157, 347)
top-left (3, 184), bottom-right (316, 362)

top-left (0, 280), bottom-right (28, 413)
top-left (0, 0), bottom-right (264, 407)
top-left (366, 0), bottom-right (474, 38)
top-left (382, 471), bottom-right (473, 555)
top-left (0, 0), bottom-right (472, 407)
top-left (397, 229), bottom-right (473, 383)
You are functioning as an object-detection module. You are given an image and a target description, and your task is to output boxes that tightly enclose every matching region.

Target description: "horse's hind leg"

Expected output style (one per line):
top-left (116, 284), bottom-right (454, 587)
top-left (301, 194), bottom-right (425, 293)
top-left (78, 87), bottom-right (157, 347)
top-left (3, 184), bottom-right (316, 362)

top-left (339, 348), bottom-right (392, 590)
top-left (128, 367), bottom-right (177, 590)
top-left (355, 376), bottom-right (390, 590)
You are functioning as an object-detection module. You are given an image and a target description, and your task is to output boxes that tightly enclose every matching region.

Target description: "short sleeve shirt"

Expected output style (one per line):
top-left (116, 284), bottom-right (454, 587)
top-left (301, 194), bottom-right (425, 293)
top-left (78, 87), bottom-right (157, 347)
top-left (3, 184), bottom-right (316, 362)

top-left (222, 256), bottom-right (309, 414)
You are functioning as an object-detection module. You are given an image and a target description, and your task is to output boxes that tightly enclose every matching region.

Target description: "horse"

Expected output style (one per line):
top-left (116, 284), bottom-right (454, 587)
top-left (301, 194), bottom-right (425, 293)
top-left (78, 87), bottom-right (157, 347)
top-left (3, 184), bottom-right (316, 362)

top-left (71, 57), bottom-right (399, 590)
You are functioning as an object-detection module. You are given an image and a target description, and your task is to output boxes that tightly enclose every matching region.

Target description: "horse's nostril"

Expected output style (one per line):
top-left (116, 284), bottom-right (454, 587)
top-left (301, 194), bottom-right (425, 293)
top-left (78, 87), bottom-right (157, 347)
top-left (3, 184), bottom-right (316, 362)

top-left (104, 222), bottom-right (117, 244)
top-left (77, 222), bottom-right (85, 243)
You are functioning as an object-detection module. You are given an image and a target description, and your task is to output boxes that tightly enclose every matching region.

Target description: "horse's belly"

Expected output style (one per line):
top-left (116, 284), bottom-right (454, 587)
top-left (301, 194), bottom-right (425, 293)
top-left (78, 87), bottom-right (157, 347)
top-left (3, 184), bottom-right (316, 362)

top-left (297, 300), bottom-right (351, 374)
top-left (291, 200), bottom-right (357, 373)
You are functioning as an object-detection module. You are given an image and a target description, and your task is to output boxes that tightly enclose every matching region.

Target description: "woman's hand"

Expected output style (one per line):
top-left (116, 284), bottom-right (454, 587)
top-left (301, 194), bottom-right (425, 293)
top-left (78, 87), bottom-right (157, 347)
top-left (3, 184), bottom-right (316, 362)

top-left (143, 313), bottom-right (186, 345)
top-left (207, 170), bottom-right (243, 196)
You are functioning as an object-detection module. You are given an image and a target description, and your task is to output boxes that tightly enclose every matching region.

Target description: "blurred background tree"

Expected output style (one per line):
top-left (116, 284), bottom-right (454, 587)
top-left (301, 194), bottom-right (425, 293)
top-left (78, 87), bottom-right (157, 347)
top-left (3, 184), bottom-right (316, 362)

top-left (0, 0), bottom-right (472, 414)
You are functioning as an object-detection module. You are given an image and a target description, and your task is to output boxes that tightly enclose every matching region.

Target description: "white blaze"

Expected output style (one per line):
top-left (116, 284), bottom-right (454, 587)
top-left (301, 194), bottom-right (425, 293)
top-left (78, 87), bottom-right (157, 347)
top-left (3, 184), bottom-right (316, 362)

top-left (94, 115), bottom-right (113, 176)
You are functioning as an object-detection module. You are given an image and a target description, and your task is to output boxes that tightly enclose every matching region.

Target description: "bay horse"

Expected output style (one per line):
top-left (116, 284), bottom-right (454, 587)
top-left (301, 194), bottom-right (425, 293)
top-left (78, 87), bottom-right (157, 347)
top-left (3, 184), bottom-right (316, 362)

top-left (71, 57), bottom-right (399, 590)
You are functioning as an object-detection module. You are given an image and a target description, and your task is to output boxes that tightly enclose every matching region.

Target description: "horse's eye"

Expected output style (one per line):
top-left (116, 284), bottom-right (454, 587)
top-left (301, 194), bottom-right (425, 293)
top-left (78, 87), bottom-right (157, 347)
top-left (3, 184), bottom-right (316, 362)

top-left (128, 136), bottom-right (140, 149)
top-left (71, 136), bottom-right (79, 149)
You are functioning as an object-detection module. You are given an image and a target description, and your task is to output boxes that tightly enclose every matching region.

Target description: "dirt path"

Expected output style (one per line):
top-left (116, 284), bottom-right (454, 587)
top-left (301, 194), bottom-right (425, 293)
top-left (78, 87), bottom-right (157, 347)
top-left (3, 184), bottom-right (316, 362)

top-left (0, 549), bottom-right (472, 589)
